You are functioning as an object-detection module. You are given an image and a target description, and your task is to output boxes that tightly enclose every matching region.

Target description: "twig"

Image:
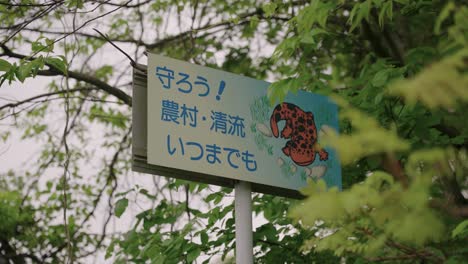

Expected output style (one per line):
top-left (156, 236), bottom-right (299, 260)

top-left (88, 0), bottom-right (152, 8)
top-left (0, 1), bottom-right (58, 7)
top-left (92, 28), bottom-right (145, 71)
top-left (1, 2), bottom-right (63, 45)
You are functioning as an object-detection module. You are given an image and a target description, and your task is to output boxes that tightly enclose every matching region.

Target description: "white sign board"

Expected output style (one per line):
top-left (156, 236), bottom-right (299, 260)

top-left (146, 54), bottom-right (341, 195)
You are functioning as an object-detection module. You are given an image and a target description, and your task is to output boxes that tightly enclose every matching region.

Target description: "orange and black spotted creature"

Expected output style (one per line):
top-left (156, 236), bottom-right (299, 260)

top-left (270, 102), bottom-right (328, 166)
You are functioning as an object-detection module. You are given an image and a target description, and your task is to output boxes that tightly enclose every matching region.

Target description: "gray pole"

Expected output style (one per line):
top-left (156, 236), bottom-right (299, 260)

top-left (235, 181), bottom-right (253, 264)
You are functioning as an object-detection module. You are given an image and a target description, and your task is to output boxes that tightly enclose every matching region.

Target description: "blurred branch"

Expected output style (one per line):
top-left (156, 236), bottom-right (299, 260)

top-left (382, 154), bottom-right (409, 188)
top-left (433, 123), bottom-right (468, 149)
top-left (371, 9), bottom-right (405, 66)
top-left (361, 15), bottom-right (405, 66)
top-left (430, 199), bottom-right (468, 218)
top-left (358, 227), bottom-right (444, 262)
top-left (366, 253), bottom-right (435, 262)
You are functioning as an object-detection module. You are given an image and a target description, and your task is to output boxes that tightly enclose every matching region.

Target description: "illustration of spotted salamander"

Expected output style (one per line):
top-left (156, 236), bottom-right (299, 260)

top-left (270, 102), bottom-right (328, 166)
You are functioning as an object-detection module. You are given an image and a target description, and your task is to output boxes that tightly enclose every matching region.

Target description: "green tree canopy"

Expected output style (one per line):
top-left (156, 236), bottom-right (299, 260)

top-left (0, 0), bottom-right (467, 263)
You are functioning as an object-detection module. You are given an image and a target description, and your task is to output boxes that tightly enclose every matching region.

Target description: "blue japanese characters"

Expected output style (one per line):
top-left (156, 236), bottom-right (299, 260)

top-left (156, 66), bottom-right (226, 100)
top-left (160, 100), bottom-right (246, 137)
top-left (167, 135), bottom-right (257, 172)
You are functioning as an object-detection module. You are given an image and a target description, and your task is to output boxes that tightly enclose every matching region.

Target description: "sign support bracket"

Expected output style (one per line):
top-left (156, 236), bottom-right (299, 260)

top-left (235, 180), bottom-right (253, 264)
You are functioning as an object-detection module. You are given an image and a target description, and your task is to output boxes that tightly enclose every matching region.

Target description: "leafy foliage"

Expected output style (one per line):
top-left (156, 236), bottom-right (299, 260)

top-left (270, 0), bottom-right (468, 262)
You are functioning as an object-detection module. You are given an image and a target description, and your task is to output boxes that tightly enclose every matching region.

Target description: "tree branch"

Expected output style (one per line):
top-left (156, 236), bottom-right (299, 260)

top-left (0, 1), bottom-right (59, 7)
top-left (0, 87), bottom-right (97, 112)
top-left (88, 0), bottom-right (153, 8)
top-left (6, 27), bottom-right (148, 46)
top-left (1, 2), bottom-right (62, 46)
top-left (146, 8), bottom-right (281, 49)
top-left (92, 28), bottom-right (146, 71)
top-left (0, 45), bottom-right (132, 106)
top-left (13, 8), bottom-right (291, 54)
top-left (366, 253), bottom-right (433, 262)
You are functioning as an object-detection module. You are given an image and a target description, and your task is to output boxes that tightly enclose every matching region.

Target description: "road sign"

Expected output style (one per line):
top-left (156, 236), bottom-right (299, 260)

top-left (132, 54), bottom-right (341, 198)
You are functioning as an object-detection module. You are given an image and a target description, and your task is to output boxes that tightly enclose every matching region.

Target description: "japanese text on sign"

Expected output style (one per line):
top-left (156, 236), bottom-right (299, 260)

top-left (156, 66), bottom-right (255, 173)
top-left (156, 66), bottom-right (226, 100)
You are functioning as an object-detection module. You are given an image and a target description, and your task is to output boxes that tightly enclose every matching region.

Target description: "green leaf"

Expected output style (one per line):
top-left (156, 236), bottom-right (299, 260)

top-left (435, 2), bottom-right (455, 34)
top-left (0, 59), bottom-right (12, 72)
top-left (378, 1), bottom-right (393, 27)
top-left (95, 65), bottom-right (113, 81)
top-left (105, 240), bottom-right (116, 259)
top-left (371, 70), bottom-right (389, 87)
top-left (262, 3), bottom-right (277, 17)
top-left (45, 57), bottom-right (68, 75)
top-left (300, 28), bottom-right (328, 45)
top-left (187, 248), bottom-right (201, 263)
top-left (15, 61), bottom-right (34, 83)
top-left (115, 198), bottom-right (128, 218)
top-left (200, 232), bottom-right (208, 244)
top-left (31, 37), bottom-right (55, 53)
top-left (249, 15), bottom-right (259, 28)
top-left (374, 92), bottom-right (384, 104)
top-left (349, 0), bottom-right (372, 32)
top-left (452, 220), bottom-right (468, 238)
top-left (139, 188), bottom-right (156, 199)
top-left (66, 0), bottom-right (84, 8)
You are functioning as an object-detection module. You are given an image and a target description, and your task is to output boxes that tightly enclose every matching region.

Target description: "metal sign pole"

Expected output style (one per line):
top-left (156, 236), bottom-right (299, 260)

top-left (235, 181), bottom-right (253, 264)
